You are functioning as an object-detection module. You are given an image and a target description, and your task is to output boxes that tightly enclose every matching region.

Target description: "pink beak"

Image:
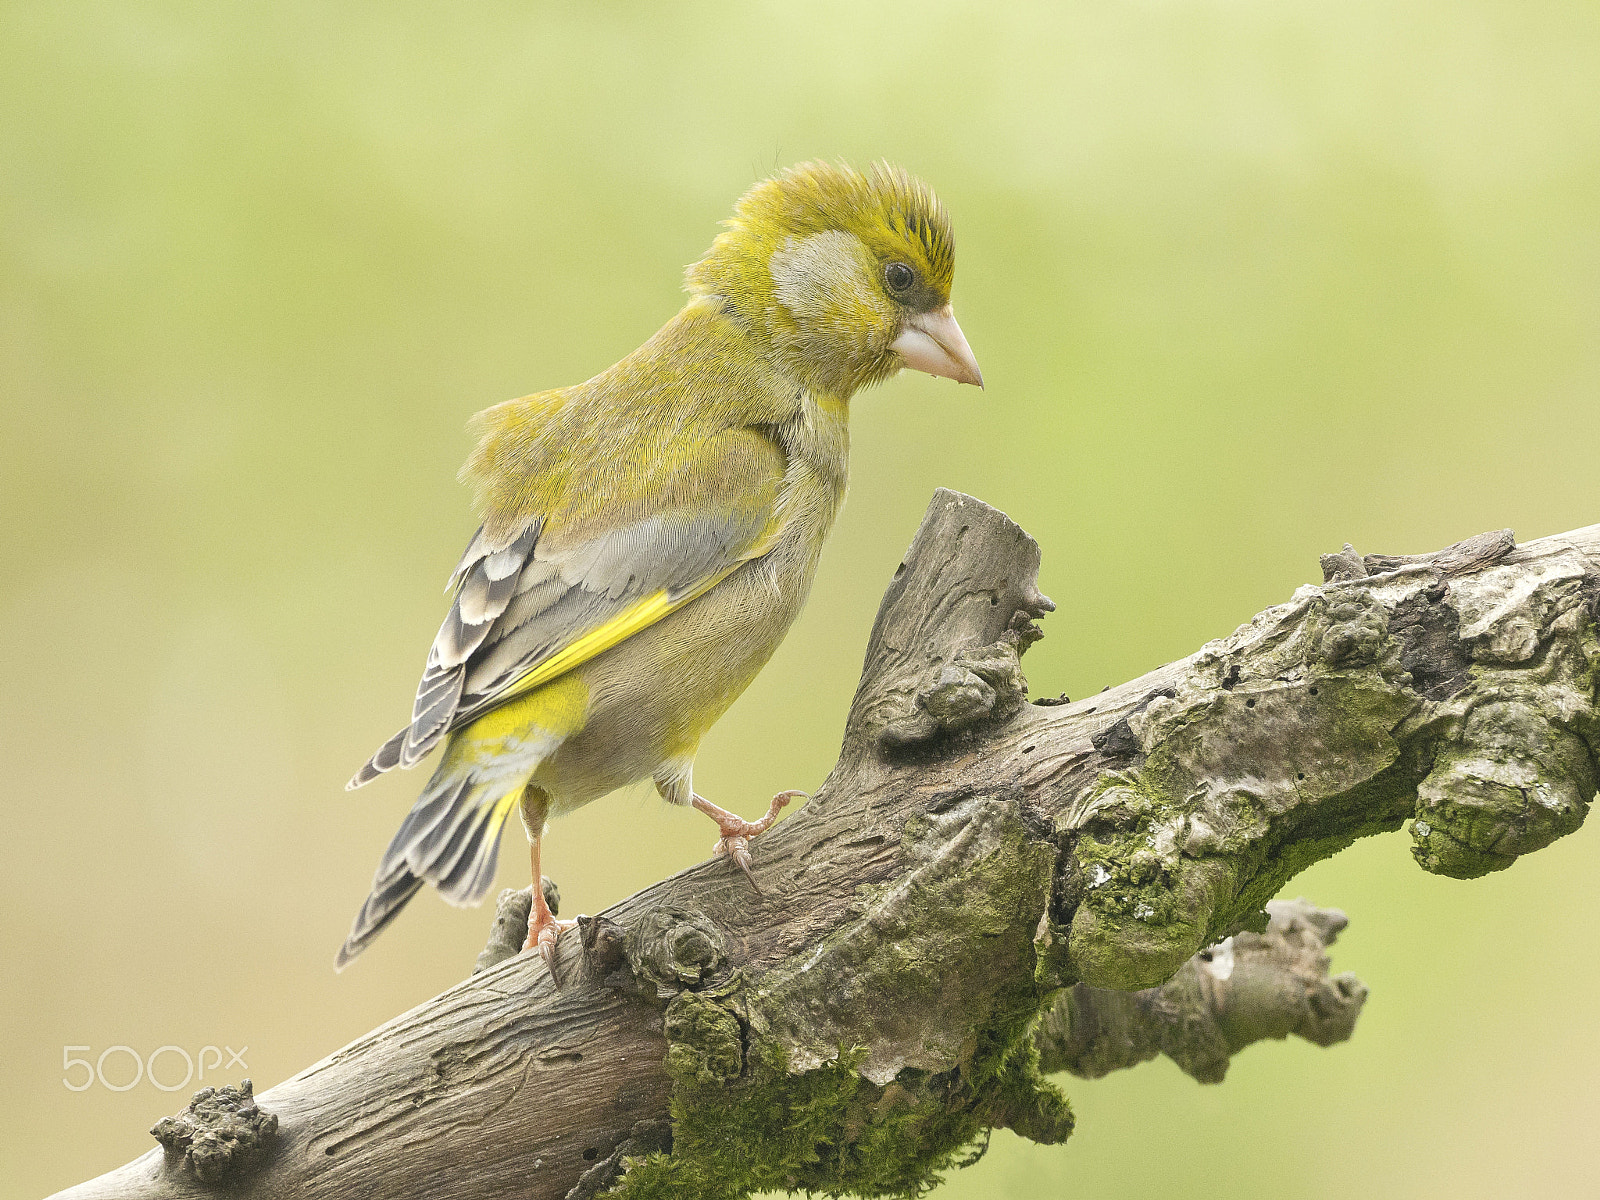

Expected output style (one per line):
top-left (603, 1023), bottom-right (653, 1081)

top-left (890, 305), bottom-right (984, 387)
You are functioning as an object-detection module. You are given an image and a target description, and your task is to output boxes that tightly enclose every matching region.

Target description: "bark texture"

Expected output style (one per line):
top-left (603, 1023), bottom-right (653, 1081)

top-left (48, 492), bottom-right (1600, 1200)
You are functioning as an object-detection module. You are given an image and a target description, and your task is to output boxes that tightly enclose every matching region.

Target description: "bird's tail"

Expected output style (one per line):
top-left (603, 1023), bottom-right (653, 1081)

top-left (335, 765), bottom-right (524, 970)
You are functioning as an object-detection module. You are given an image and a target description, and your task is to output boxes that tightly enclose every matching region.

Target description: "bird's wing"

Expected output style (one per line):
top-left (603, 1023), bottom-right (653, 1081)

top-left (348, 427), bottom-right (789, 787)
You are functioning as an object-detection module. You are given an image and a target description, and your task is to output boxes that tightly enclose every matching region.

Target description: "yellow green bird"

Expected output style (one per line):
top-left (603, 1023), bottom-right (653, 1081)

top-left (338, 161), bottom-right (983, 970)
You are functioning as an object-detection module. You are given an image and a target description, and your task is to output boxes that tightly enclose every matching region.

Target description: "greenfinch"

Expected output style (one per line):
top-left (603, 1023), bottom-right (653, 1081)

top-left (338, 161), bottom-right (982, 969)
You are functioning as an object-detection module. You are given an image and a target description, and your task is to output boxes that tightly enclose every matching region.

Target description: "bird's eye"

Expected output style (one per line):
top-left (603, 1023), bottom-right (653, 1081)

top-left (884, 262), bottom-right (915, 294)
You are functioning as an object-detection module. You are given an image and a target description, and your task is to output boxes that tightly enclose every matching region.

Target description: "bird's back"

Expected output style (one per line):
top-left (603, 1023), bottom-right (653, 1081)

top-left (462, 297), bottom-right (817, 550)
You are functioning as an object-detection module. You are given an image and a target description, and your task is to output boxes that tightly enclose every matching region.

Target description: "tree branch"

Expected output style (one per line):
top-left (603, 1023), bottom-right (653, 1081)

top-left (49, 492), bottom-right (1600, 1200)
top-left (1036, 897), bottom-right (1366, 1084)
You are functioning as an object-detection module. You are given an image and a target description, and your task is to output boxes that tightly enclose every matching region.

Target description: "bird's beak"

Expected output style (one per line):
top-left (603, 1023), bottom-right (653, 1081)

top-left (891, 305), bottom-right (984, 388)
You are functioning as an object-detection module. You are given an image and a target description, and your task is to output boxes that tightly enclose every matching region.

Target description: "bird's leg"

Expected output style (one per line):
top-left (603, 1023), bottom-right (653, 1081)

top-left (521, 832), bottom-right (575, 970)
top-left (691, 790), bottom-right (803, 891)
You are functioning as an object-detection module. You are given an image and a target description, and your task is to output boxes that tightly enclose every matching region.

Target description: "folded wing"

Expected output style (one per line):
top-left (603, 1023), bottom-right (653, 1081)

top-left (348, 428), bottom-right (788, 788)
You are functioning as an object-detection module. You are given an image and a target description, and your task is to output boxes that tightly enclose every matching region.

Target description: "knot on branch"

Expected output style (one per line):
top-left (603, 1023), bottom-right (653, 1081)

top-left (1412, 700), bottom-right (1596, 877)
top-left (150, 1079), bottom-right (278, 1186)
top-left (625, 907), bottom-right (730, 1000)
top-left (880, 639), bottom-right (1030, 750)
top-left (1317, 594), bottom-right (1391, 669)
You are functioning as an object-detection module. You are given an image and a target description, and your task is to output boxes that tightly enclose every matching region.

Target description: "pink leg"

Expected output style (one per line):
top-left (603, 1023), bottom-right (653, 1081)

top-left (692, 790), bottom-right (804, 890)
top-left (522, 835), bottom-right (576, 970)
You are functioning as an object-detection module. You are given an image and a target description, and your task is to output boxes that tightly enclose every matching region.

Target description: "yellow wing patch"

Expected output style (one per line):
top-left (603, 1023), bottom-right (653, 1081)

top-left (497, 557), bottom-right (757, 704)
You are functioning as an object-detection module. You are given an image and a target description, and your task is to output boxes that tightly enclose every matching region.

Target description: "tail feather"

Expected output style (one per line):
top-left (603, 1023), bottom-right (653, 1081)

top-left (443, 819), bottom-right (510, 905)
top-left (414, 782), bottom-right (486, 867)
top-left (425, 797), bottom-right (495, 887)
top-left (347, 727), bottom-right (407, 790)
top-left (389, 776), bottom-right (472, 866)
top-left (335, 868), bottom-right (425, 970)
top-left (335, 770), bottom-right (523, 969)
top-left (437, 798), bottom-right (517, 903)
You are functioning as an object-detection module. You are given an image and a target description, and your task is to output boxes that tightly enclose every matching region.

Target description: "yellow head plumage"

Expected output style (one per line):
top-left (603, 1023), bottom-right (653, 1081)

top-left (688, 161), bottom-right (981, 397)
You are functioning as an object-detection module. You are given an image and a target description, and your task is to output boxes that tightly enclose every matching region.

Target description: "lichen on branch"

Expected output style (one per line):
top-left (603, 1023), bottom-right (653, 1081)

top-left (1057, 527), bottom-right (1600, 990)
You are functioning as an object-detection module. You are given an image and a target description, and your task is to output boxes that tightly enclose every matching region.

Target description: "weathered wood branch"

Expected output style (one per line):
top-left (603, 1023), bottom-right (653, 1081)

top-left (50, 492), bottom-right (1600, 1200)
top-left (1035, 897), bottom-right (1366, 1085)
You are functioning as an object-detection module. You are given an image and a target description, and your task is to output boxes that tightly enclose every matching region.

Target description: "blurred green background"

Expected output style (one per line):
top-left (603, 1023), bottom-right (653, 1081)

top-left (3, 1), bottom-right (1598, 1197)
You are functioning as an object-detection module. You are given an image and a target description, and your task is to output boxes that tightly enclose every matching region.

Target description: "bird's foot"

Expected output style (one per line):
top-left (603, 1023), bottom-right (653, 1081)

top-left (523, 910), bottom-right (579, 973)
top-left (703, 790), bottom-right (804, 891)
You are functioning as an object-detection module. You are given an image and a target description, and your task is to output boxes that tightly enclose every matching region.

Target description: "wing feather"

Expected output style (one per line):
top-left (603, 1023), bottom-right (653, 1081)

top-left (456, 564), bottom-right (520, 625)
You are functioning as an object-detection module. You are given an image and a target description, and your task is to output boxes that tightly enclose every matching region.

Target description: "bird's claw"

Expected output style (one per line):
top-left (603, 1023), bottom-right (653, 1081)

top-left (524, 913), bottom-right (579, 977)
top-left (716, 834), bottom-right (759, 891)
top-left (709, 790), bottom-right (804, 892)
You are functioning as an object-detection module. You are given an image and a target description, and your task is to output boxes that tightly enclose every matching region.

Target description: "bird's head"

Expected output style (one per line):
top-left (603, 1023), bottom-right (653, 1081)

top-left (687, 161), bottom-right (983, 398)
